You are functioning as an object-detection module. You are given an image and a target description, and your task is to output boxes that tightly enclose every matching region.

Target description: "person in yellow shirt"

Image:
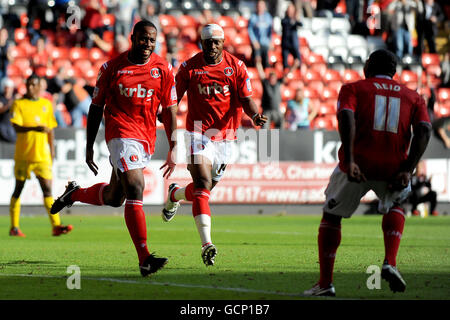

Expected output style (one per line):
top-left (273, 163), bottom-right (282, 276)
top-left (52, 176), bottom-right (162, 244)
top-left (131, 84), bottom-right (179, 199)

top-left (9, 74), bottom-right (73, 237)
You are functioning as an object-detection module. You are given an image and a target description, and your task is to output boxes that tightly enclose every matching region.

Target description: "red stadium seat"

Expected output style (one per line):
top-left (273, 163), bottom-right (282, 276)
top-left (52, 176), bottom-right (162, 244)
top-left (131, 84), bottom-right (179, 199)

top-left (436, 103), bottom-right (450, 117)
top-left (20, 12), bottom-right (29, 27)
top-left (235, 16), bottom-right (248, 30)
top-left (304, 70), bottom-right (322, 82)
top-left (268, 50), bottom-right (282, 65)
top-left (309, 63), bottom-right (327, 76)
top-left (9, 46), bottom-right (27, 59)
top-left (323, 69), bottom-right (342, 82)
top-left (235, 44), bottom-right (253, 63)
top-left (271, 33), bottom-right (281, 49)
top-left (50, 47), bottom-right (70, 60)
top-left (102, 30), bottom-right (115, 43)
top-left (102, 14), bottom-right (115, 27)
top-left (180, 27), bottom-right (198, 43)
top-left (251, 80), bottom-right (263, 99)
top-left (312, 115), bottom-right (337, 130)
top-left (159, 14), bottom-right (178, 29)
top-left (217, 15), bottom-right (235, 29)
top-left (232, 32), bottom-right (250, 46)
top-left (318, 103), bottom-right (337, 116)
top-left (342, 69), bottom-right (362, 83)
top-left (178, 15), bottom-right (198, 29)
top-left (400, 70), bottom-right (418, 84)
top-left (14, 28), bottom-right (28, 43)
top-left (422, 53), bottom-right (440, 68)
top-left (326, 80), bottom-right (343, 92)
top-left (7, 64), bottom-right (21, 77)
top-left (223, 27), bottom-right (237, 40)
top-left (303, 87), bottom-right (320, 99)
top-left (281, 85), bottom-right (295, 101)
top-left (307, 80), bottom-right (324, 93)
top-left (70, 47), bottom-right (89, 61)
top-left (437, 88), bottom-right (450, 103)
top-left (305, 53), bottom-right (326, 66)
top-left (321, 87), bottom-right (339, 101)
top-left (74, 59), bottom-right (92, 71)
top-left (13, 57), bottom-right (31, 70)
top-left (246, 67), bottom-right (259, 81)
top-left (89, 48), bottom-right (105, 62)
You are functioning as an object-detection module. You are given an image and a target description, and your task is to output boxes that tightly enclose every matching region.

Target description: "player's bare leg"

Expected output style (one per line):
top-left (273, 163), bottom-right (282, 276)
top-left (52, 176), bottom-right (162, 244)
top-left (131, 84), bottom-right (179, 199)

top-left (119, 168), bottom-right (168, 276)
top-left (9, 179), bottom-right (26, 237)
top-left (304, 212), bottom-right (341, 297)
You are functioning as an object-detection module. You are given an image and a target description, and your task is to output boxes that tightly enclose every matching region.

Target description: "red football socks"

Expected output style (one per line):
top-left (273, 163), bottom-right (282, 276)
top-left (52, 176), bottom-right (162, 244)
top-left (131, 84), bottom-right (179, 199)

top-left (192, 188), bottom-right (211, 217)
top-left (382, 206), bottom-right (405, 266)
top-left (318, 217), bottom-right (342, 288)
top-left (72, 183), bottom-right (107, 205)
top-left (184, 183), bottom-right (195, 202)
top-left (124, 200), bottom-right (150, 264)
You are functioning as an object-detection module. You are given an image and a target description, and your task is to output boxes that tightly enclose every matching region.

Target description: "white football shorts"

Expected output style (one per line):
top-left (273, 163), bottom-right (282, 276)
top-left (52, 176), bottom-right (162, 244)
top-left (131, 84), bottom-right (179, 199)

top-left (107, 138), bottom-right (152, 174)
top-left (323, 166), bottom-right (411, 217)
top-left (185, 131), bottom-right (234, 182)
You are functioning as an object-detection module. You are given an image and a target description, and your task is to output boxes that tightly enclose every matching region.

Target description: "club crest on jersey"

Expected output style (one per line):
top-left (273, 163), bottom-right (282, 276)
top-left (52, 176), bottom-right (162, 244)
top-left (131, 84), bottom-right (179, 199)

top-left (130, 154), bottom-right (139, 162)
top-left (224, 67), bottom-right (234, 76)
top-left (150, 68), bottom-right (160, 78)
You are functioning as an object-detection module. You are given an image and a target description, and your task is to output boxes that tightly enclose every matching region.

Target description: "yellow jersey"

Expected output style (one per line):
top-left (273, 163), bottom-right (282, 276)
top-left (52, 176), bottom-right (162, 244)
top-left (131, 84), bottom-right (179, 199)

top-left (10, 97), bottom-right (57, 162)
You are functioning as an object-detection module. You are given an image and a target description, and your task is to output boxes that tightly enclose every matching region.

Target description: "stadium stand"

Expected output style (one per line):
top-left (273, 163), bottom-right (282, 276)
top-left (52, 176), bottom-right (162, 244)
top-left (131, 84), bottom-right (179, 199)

top-left (0, 0), bottom-right (449, 130)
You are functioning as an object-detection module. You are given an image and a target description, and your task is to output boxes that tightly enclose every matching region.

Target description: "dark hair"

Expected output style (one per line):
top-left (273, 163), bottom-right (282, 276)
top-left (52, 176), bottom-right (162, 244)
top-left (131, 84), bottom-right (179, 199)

top-left (366, 49), bottom-right (397, 78)
top-left (132, 20), bottom-right (157, 35)
top-left (26, 73), bottom-right (41, 84)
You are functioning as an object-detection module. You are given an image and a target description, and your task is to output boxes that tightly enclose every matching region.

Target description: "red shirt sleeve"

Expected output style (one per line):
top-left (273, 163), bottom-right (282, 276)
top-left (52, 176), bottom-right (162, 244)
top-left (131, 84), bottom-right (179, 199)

top-left (175, 62), bottom-right (189, 102)
top-left (236, 60), bottom-right (252, 98)
top-left (92, 61), bottom-right (112, 107)
top-left (337, 83), bottom-right (357, 113)
top-left (160, 63), bottom-right (177, 108)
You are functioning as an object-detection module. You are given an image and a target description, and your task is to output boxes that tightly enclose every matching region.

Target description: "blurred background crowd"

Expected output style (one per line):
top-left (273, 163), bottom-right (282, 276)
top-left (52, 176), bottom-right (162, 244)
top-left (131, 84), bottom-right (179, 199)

top-left (0, 0), bottom-right (449, 142)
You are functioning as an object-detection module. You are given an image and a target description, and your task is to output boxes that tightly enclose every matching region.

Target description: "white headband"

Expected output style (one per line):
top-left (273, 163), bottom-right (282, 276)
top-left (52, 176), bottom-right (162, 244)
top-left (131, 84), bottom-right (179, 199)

top-left (201, 24), bottom-right (224, 40)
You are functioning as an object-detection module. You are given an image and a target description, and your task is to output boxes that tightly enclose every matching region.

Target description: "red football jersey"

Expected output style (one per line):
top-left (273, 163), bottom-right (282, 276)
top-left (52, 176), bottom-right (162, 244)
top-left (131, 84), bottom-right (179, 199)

top-left (337, 76), bottom-right (430, 180)
top-left (92, 51), bottom-right (177, 154)
top-left (176, 50), bottom-right (252, 140)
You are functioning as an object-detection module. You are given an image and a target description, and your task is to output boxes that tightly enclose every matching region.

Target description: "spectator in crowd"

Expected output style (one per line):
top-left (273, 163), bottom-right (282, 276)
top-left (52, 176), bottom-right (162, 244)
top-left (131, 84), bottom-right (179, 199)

top-left (31, 36), bottom-right (50, 70)
top-left (256, 59), bottom-right (284, 129)
top-left (90, 33), bottom-right (130, 59)
top-left (62, 78), bottom-right (92, 128)
top-left (441, 51), bottom-right (450, 88)
top-left (421, 0), bottom-right (445, 54)
top-left (0, 77), bottom-right (16, 142)
top-left (315, 0), bottom-right (342, 18)
top-left (387, 0), bottom-right (418, 59)
top-left (286, 88), bottom-right (317, 130)
top-left (165, 27), bottom-right (180, 68)
top-left (248, 0), bottom-right (273, 68)
top-left (26, 0), bottom-right (47, 44)
top-left (294, 0), bottom-right (314, 19)
top-left (346, 0), bottom-right (361, 28)
top-left (281, 3), bottom-right (302, 76)
top-left (139, 0), bottom-right (162, 54)
top-left (409, 161), bottom-right (439, 216)
top-left (40, 77), bottom-right (67, 128)
top-left (111, 0), bottom-right (138, 40)
top-left (0, 27), bottom-right (12, 81)
top-left (81, 0), bottom-right (108, 48)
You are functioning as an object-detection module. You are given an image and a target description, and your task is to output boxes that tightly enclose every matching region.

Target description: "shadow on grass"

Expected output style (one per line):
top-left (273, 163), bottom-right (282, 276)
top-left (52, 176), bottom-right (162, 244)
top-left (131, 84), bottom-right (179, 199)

top-left (0, 269), bottom-right (449, 301)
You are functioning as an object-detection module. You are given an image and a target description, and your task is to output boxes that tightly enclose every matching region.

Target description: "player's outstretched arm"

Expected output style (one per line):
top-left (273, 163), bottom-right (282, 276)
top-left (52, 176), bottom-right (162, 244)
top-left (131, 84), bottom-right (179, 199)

top-left (338, 109), bottom-right (366, 183)
top-left (160, 104), bottom-right (178, 179)
top-left (390, 122), bottom-right (432, 191)
top-left (241, 97), bottom-right (268, 127)
top-left (85, 103), bottom-right (104, 176)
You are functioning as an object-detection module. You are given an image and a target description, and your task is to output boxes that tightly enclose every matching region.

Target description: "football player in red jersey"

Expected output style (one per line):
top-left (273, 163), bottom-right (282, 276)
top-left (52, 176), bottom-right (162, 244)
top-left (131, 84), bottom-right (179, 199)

top-left (161, 24), bottom-right (267, 266)
top-left (304, 49), bottom-right (431, 296)
top-left (51, 20), bottom-right (178, 277)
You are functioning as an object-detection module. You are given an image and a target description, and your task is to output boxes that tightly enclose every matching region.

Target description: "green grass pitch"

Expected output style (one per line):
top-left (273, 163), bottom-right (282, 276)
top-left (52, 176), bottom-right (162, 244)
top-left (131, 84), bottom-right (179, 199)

top-left (0, 213), bottom-right (449, 300)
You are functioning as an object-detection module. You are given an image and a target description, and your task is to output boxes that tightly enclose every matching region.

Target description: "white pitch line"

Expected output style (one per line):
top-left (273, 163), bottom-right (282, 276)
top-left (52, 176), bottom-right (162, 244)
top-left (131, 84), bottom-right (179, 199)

top-left (0, 273), bottom-right (299, 297)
